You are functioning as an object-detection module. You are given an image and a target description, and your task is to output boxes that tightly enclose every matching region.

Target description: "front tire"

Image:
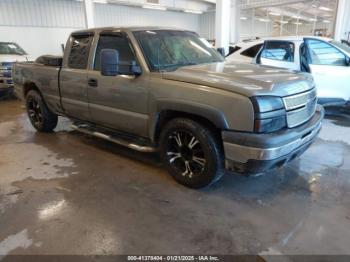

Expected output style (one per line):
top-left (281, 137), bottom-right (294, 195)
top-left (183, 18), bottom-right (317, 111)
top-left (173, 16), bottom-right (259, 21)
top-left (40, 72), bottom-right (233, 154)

top-left (160, 118), bottom-right (225, 189)
top-left (26, 90), bottom-right (58, 132)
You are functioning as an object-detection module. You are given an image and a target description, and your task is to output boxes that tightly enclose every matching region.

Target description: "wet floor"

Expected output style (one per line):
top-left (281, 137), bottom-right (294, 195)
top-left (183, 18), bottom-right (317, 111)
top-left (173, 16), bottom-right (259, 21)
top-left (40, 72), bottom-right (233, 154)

top-left (0, 99), bottom-right (350, 256)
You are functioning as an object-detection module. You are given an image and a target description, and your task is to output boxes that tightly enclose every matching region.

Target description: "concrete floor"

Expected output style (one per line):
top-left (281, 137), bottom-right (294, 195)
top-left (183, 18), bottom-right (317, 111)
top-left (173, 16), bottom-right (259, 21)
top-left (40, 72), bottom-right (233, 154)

top-left (0, 99), bottom-right (350, 257)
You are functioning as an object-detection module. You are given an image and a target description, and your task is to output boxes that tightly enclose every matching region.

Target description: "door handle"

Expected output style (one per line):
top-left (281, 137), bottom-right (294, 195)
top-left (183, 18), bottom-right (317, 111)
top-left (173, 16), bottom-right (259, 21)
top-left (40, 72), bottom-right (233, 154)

top-left (88, 78), bottom-right (98, 87)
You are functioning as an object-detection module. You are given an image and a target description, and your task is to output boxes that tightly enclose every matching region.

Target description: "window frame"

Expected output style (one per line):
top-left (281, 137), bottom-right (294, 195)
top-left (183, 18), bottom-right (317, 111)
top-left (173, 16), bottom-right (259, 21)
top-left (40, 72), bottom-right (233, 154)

top-left (240, 43), bottom-right (263, 58)
top-left (304, 38), bottom-right (349, 67)
top-left (260, 40), bottom-right (295, 63)
top-left (67, 32), bottom-right (94, 70)
top-left (92, 31), bottom-right (140, 72)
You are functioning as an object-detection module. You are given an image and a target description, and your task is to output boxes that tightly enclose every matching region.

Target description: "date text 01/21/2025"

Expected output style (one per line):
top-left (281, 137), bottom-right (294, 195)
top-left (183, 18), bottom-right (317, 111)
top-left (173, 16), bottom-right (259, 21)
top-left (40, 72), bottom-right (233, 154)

top-left (127, 255), bottom-right (220, 261)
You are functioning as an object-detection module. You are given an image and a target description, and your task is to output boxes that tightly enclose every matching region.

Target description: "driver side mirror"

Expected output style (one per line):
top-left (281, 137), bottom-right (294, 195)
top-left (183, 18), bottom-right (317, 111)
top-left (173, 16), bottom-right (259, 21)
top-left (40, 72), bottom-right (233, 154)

top-left (101, 49), bottom-right (142, 76)
top-left (101, 49), bottom-right (119, 77)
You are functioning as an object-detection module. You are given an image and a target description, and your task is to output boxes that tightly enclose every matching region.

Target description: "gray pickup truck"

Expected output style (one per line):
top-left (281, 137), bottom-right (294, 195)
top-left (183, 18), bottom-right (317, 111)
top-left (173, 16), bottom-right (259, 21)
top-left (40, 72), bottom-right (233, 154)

top-left (13, 27), bottom-right (324, 188)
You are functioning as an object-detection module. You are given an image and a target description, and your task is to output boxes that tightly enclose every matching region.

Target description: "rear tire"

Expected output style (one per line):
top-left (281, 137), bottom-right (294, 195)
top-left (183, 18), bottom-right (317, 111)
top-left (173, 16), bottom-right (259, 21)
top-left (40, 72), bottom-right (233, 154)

top-left (160, 118), bottom-right (225, 189)
top-left (26, 90), bottom-right (58, 132)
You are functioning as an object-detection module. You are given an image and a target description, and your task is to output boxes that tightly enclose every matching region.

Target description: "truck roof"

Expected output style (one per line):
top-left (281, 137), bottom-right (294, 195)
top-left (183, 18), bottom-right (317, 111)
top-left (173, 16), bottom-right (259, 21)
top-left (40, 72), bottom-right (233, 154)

top-left (71, 26), bottom-right (191, 35)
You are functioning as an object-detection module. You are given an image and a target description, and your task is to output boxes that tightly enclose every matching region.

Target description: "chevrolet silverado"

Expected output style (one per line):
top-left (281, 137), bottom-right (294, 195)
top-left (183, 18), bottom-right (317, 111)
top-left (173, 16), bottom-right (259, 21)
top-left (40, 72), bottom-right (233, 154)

top-left (13, 27), bottom-right (324, 188)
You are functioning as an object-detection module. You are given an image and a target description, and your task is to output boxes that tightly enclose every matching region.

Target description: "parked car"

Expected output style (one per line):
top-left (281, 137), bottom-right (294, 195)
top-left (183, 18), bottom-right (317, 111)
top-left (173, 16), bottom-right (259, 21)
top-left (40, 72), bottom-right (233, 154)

top-left (13, 27), bottom-right (324, 188)
top-left (227, 36), bottom-right (350, 105)
top-left (0, 42), bottom-right (30, 96)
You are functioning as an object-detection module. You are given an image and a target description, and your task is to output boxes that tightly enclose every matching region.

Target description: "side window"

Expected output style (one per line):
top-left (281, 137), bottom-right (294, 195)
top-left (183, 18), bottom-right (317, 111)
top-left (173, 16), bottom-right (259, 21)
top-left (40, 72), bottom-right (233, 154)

top-left (228, 46), bottom-right (241, 56)
top-left (306, 39), bottom-right (347, 66)
top-left (241, 44), bottom-right (263, 58)
top-left (68, 34), bottom-right (93, 69)
top-left (94, 34), bottom-right (136, 72)
top-left (261, 41), bottom-right (295, 62)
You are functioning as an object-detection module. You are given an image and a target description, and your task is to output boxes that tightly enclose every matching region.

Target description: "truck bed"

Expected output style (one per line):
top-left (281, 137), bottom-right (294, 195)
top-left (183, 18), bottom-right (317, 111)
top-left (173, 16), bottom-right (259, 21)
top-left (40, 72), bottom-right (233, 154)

top-left (12, 60), bottom-right (62, 113)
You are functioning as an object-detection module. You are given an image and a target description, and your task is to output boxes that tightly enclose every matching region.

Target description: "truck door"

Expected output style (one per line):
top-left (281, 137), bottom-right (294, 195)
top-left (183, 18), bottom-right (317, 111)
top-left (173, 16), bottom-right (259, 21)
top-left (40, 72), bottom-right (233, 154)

top-left (304, 38), bottom-right (350, 103)
top-left (87, 31), bottom-right (149, 138)
top-left (59, 32), bottom-right (94, 121)
top-left (256, 40), bottom-right (299, 71)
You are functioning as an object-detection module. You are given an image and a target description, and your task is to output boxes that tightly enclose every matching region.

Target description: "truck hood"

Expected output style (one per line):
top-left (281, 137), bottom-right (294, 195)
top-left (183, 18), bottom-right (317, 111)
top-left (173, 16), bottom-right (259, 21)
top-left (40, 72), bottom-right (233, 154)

top-left (162, 61), bottom-right (314, 97)
top-left (0, 54), bottom-right (29, 63)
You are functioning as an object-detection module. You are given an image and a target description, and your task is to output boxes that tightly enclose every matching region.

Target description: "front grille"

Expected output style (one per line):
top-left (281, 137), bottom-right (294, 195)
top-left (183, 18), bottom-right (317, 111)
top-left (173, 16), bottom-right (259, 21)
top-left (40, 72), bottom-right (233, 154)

top-left (0, 62), bottom-right (14, 87)
top-left (283, 89), bottom-right (317, 110)
top-left (3, 71), bottom-right (11, 78)
top-left (1, 62), bottom-right (14, 68)
top-left (283, 89), bottom-right (317, 128)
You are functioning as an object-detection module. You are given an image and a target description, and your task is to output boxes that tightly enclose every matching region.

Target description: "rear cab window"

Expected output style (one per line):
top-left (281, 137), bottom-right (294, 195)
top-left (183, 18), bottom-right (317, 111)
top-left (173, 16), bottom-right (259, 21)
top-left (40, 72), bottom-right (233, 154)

top-left (261, 41), bottom-right (295, 62)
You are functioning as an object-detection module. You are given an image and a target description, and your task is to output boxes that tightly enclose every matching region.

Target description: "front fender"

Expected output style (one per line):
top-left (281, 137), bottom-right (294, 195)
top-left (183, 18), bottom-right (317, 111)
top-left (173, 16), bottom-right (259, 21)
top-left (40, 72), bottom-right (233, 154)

top-left (148, 98), bottom-right (230, 142)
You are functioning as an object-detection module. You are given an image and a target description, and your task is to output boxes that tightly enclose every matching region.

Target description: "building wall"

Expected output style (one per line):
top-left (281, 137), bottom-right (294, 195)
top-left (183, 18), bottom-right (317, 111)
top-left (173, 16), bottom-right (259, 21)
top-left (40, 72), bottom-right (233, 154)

top-left (94, 4), bottom-right (200, 32)
top-left (0, 0), bottom-right (201, 59)
top-left (199, 11), bottom-right (216, 40)
top-left (274, 21), bottom-right (335, 37)
top-left (0, 0), bottom-right (84, 58)
top-left (0, 26), bottom-right (76, 58)
top-left (240, 19), bottom-right (274, 40)
top-left (199, 11), bottom-right (274, 42)
top-left (0, 0), bottom-right (85, 28)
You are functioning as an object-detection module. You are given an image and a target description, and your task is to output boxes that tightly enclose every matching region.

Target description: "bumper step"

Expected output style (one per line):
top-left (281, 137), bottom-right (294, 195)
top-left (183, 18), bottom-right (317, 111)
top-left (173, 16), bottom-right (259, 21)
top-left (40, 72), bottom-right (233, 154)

top-left (71, 123), bottom-right (157, 153)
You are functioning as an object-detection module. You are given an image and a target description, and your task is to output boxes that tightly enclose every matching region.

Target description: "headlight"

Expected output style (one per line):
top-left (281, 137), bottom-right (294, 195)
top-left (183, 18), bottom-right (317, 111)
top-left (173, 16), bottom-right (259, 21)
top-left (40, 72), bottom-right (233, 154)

top-left (251, 96), bottom-right (284, 112)
top-left (251, 96), bottom-right (287, 133)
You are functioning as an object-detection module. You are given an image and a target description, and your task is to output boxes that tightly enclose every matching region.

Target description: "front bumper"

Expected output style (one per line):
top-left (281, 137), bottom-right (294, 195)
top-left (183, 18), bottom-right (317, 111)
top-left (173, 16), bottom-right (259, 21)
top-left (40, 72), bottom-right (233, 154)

top-left (223, 105), bottom-right (324, 174)
top-left (0, 80), bottom-right (14, 89)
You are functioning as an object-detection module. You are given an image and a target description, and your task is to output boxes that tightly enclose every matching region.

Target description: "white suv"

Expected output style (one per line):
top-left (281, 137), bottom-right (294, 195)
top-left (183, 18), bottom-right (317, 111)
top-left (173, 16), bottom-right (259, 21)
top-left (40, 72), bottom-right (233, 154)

top-left (227, 36), bottom-right (350, 105)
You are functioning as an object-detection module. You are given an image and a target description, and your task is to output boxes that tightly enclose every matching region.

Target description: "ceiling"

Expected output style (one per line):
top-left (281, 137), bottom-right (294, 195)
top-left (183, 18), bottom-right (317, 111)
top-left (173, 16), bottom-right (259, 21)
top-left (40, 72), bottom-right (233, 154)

top-left (87, 0), bottom-right (337, 24)
top-left (88, 0), bottom-right (215, 13)
top-left (240, 0), bottom-right (338, 25)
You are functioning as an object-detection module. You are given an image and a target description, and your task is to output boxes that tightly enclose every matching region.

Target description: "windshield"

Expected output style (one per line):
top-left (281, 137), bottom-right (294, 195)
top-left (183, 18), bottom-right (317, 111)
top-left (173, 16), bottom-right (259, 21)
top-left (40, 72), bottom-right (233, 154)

top-left (330, 40), bottom-right (350, 54)
top-left (0, 42), bottom-right (27, 55)
top-left (133, 30), bottom-right (224, 72)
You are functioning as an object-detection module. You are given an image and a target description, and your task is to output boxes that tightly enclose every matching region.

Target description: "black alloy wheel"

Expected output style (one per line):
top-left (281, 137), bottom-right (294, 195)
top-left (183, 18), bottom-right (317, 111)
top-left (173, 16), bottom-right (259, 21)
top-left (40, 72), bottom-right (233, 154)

top-left (27, 96), bottom-right (43, 128)
top-left (160, 118), bottom-right (224, 189)
top-left (165, 130), bottom-right (207, 179)
top-left (26, 90), bottom-right (58, 132)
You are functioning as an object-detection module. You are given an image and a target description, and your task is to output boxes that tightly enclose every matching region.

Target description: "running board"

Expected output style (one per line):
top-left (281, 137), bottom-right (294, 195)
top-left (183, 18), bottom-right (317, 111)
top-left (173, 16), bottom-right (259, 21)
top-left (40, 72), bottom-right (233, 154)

top-left (71, 124), bottom-right (157, 153)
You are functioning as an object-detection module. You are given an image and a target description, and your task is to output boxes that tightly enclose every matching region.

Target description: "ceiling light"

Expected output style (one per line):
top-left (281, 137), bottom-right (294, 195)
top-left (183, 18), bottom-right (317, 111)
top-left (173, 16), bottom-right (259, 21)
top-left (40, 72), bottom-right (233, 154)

top-left (269, 12), bottom-right (281, 16)
top-left (292, 15), bottom-right (301, 19)
top-left (184, 10), bottom-right (203, 14)
top-left (323, 20), bottom-right (331, 23)
top-left (309, 18), bottom-right (317, 22)
top-left (293, 22), bottom-right (303, 25)
top-left (280, 20), bottom-right (289, 24)
top-left (319, 6), bottom-right (332, 11)
top-left (142, 4), bottom-right (167, 11)
top-left (259, 18), bottom-right (270, 22)
top-left (240, 17), bottom-right (248, 20)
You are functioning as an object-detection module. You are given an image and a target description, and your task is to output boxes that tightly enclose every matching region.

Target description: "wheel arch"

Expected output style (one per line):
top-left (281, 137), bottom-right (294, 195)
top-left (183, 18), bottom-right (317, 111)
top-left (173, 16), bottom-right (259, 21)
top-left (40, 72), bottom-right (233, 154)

top-left (151, 100), bottom-right (229, 144)
top-left (23, 81), bottom-right (42, 98)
